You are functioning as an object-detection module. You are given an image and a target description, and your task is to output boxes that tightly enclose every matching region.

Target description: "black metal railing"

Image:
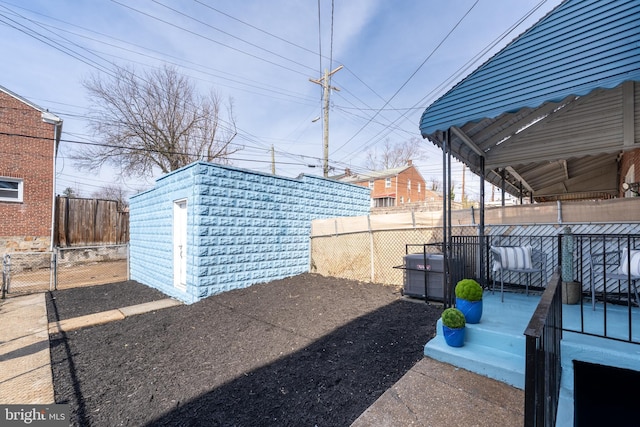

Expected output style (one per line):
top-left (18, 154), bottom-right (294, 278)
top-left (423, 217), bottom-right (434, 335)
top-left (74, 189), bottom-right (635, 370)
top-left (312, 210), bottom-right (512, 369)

top-left (568, 233), bottom-right (640, 344)
top-left (523, 268), bottom-right (562, 427)
top-left (440, 232), bottom-right (640, 426)
top-left (447, 234), bottom-right (559, 299)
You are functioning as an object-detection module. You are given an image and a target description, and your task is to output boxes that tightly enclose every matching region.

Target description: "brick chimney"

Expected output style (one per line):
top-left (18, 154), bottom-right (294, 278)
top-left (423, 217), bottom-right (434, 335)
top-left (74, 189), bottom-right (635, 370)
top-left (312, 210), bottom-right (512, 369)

top-left (407, 160), bottom-right (412, 166)
top-left (345, 168), bottom-right (352, 176)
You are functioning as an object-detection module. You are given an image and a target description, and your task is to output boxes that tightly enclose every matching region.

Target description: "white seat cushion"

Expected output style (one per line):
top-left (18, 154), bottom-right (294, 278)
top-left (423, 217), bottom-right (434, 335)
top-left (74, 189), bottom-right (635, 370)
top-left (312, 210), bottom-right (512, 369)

top-left (493, 246), bottom-right (533, 270)
top-left (618, 249), bottom-right (640, 277)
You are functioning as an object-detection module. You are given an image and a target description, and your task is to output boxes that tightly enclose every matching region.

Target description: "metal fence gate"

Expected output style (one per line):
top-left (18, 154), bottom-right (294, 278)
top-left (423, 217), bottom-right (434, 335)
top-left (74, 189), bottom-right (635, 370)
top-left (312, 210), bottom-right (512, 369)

top-left (2, 244), bottom-right (129, 298)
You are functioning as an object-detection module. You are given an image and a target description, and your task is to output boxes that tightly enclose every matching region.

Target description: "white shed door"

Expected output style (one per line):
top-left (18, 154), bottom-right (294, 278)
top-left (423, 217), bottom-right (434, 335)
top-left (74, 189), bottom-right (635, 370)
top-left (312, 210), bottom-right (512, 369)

top-left (173, 200), bottom-right (187, 290)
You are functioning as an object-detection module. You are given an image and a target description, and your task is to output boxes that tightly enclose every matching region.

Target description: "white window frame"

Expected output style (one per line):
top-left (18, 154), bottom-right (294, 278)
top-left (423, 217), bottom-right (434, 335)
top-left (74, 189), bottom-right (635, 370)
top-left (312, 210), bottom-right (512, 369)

top-left (407, 179), bottom-right (411, 190)
top-left (368, 180), bottom-right (374, 189)
top-left (385, 177), bottom-right (391, 188)
top-left (0, 177), bottom-right (23, 202)
top-left (418, 183), bottom-right (421, 193)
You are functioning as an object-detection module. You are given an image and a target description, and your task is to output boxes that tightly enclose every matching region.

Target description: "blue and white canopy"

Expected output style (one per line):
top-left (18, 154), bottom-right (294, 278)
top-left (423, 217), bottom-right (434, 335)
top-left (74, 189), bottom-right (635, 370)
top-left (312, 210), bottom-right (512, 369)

top-left (419, 0), bottom-right (640, 201)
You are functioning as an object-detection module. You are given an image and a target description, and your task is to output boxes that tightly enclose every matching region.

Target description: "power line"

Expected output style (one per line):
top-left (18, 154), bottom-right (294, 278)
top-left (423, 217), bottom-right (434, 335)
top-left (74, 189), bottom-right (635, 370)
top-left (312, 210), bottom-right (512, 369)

top-left (193, 0), bottom-right (320, 58)
top-left (151, 0), bottom-right (317, 74)
top-left (0, 1), bottom-right (319, 106)
top-left (111, 0), bottom-right (313, 78)
top-left (331, 0), bottom-right (480, 157)
top-left (333, 0), bottom-right (551, 163)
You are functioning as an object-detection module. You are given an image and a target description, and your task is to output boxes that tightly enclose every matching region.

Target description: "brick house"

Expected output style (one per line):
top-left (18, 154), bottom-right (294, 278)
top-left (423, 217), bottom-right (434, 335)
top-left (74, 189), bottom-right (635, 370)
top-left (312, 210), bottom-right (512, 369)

top-left (0, 85), bottom-right (63, 253)
top-left (337, 160), bottom-right (433, 208)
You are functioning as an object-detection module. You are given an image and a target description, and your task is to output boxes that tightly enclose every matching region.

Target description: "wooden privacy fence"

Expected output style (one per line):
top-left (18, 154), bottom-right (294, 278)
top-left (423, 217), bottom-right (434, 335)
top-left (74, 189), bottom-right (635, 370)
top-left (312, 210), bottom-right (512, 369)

top-left (54, 196), bottom-right (129, 246)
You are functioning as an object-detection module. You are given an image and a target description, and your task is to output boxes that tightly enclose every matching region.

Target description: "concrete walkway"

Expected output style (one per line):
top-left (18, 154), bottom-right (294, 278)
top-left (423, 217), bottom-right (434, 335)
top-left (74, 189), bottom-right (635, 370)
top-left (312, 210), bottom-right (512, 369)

top-left (0, 293), bottom-right (53, 404)
top-left (1, 293), bottom-right (524, 426)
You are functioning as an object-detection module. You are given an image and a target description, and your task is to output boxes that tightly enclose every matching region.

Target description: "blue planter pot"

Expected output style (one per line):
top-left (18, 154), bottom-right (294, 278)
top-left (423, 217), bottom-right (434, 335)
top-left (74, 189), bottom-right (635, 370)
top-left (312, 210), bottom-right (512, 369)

top-left (442, 325), bottom-right (465, 347)
top-left (456, 298), bottom-right (483, 324)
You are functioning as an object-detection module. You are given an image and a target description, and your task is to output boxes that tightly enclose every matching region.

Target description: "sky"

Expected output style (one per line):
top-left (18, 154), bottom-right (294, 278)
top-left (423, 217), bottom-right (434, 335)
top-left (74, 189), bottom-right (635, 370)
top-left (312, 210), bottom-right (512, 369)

top-left (0, 0), bottom-right (564, 201)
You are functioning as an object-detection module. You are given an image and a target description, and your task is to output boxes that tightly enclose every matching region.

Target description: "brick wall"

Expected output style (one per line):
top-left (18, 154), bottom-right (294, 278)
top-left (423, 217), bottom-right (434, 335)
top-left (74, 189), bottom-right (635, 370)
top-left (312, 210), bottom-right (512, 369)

top-left (0, 90), bottom-right (57, 250)
top-left (620, 148), bottom-right (640, 196)
top-left (129, 161), bottom-right (371, 303)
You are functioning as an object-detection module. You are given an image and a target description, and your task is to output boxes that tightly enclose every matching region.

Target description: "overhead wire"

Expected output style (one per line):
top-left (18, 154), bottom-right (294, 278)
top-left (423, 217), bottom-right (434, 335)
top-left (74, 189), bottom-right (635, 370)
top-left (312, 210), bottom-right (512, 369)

top-left (111, 0), bottom-right (313, 78)
top-left (331, 0), bottom-right (480, 158)
top-left (0, 1), bottom-right (319, 105)
top-left (151, 0), bottom-right (317, 74)
top-left (334, 0), bottom-right (551, 164)
top-left (1, 0), bottom-right (551, 196)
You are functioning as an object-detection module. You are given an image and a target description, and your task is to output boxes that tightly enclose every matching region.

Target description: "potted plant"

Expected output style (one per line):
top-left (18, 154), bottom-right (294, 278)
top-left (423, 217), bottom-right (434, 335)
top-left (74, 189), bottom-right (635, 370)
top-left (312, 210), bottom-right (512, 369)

top-left (441, 307), bottom-right (465, 347)
top-left (455, 279), bottom-right (483, 324)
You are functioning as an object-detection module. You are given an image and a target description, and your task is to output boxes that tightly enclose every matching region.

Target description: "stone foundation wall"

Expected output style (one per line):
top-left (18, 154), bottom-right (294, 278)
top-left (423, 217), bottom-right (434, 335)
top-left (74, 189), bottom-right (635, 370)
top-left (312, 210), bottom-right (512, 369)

top-left (56, 245), bottom-right (128, 266)
top-left (0, 236), bottom-right (51, 254)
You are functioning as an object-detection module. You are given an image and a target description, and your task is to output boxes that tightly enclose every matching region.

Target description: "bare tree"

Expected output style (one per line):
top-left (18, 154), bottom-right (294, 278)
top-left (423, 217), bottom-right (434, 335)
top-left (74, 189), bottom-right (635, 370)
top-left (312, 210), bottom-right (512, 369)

top-left (91, 185), bottom-right (129, 210)
top-left (76, 65), bottom-right (239, 178)
top-left (364, 137), bottom-right (426, 170)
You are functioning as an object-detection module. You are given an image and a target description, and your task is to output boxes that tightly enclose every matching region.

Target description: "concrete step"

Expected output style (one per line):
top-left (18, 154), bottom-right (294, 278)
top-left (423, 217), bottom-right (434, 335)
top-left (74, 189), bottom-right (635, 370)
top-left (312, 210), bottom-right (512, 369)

top-left (424, 333), bottom-right (525, 389)
top-left (454, 319), bottom-right (527, 356)
top-left (434, 317), bottom-right (527, 356)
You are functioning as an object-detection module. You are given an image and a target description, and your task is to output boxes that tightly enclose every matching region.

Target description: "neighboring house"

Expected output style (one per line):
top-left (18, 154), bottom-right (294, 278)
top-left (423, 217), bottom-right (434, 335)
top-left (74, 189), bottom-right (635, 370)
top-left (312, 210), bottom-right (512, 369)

top-left (0, 85), bottom-right (63, 253)
top-left (336, 160), bottom-right (432, 208)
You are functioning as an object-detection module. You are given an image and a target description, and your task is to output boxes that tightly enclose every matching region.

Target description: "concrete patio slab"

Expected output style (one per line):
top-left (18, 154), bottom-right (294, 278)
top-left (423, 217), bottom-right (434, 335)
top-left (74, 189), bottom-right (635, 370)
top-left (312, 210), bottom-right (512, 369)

top-left (351, 357), bottom-right (524, 427)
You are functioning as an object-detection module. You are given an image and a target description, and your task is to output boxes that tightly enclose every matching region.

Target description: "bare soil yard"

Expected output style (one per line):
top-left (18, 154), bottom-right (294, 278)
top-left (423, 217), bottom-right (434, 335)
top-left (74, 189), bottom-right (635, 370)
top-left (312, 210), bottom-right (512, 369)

top-left (47, 274), bottom-right (442, 426)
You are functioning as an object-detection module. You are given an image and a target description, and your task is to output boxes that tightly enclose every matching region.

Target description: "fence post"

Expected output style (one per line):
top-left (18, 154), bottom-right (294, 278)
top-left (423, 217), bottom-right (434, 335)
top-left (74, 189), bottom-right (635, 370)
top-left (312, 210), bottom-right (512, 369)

top-left (2, 254), bottom-right (10, 299)
top-left (127, 243), bottom-right (131, 281)
top-left (52, 250), bottom-right (58, 291)
top-left (368, 215), bottom-right (375, 282)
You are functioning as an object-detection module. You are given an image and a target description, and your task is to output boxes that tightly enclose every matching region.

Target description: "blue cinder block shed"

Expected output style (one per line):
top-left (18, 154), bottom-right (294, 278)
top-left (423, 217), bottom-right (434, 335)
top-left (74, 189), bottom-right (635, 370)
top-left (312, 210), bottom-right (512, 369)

top-left (129, 161), bottom-right (370, 303)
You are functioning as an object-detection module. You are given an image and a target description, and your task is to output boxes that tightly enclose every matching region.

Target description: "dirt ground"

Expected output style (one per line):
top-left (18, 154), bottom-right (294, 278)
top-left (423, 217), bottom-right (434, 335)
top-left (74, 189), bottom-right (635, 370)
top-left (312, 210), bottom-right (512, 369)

top-left (47, 274), bottom-right (442, 426)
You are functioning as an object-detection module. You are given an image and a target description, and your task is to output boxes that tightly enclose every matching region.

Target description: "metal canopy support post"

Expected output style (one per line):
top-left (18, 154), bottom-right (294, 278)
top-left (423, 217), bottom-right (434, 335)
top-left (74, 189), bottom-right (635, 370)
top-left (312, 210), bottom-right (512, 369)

top-left (520, 182), bottom-right (524, 204)
top-left (501, 169), bottom-right (506, 206)
top-left (479, 156), bottom-right (486, 288)
top-left (447, 133), bottom-right (453, 304)
top-left (442, 130), bottom-right (450, 306)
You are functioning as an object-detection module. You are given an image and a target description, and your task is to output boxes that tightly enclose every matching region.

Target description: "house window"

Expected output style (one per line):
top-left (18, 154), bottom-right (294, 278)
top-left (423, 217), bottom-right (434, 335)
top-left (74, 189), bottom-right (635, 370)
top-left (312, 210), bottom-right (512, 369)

top-left (368, 180), bottom-right (374, 189)
top-left (385, 178), bottom-right (391, 188)
top-left (400, 196), bottom-right (404, 204)
top-left (418, 183), bottom-right (421, 193)
top-left (0, 178), bottom-right (23, 202)
top-left (407, 179), bottom-right (411, 190)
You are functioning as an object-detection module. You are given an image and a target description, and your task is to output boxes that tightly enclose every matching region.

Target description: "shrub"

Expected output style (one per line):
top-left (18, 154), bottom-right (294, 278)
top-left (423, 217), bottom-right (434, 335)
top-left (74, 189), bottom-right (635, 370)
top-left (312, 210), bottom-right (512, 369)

top-left (455, 279), bottom-right (483, 301)
top-left (441, 308), bottom-right (466, 329)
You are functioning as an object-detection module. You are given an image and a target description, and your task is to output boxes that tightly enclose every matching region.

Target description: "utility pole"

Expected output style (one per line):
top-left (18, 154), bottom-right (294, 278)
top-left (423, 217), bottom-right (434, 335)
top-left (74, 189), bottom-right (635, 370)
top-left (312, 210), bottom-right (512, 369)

top-left (271, 144), bottom-right (275, 175)
top-left (309, 65), bottom-right (343, 177)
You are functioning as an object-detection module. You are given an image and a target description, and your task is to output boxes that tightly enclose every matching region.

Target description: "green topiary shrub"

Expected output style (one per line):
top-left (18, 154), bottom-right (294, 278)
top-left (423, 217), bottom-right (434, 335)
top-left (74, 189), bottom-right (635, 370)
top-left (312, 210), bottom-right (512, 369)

top-left (441, 307), bottom-right (466, 329)
top-left (455, 279), bottom-right (483, 301)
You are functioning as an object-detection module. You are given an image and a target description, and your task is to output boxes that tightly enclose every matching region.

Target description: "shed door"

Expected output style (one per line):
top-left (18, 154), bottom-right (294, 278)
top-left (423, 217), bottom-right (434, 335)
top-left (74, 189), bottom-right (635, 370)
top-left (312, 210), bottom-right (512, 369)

top-left (173, 200), bottom-right (187, 290)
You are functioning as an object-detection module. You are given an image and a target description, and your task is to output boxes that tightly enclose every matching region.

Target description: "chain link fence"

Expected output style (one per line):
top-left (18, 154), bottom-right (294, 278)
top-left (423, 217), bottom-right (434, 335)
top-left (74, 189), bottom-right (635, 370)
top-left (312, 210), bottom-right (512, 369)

top-left (310, 225), bottom-right (478, 287)
top-left (2, 252), bottom-right (55, 297)
top-left (2, 244), bottom-right (129, 298)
